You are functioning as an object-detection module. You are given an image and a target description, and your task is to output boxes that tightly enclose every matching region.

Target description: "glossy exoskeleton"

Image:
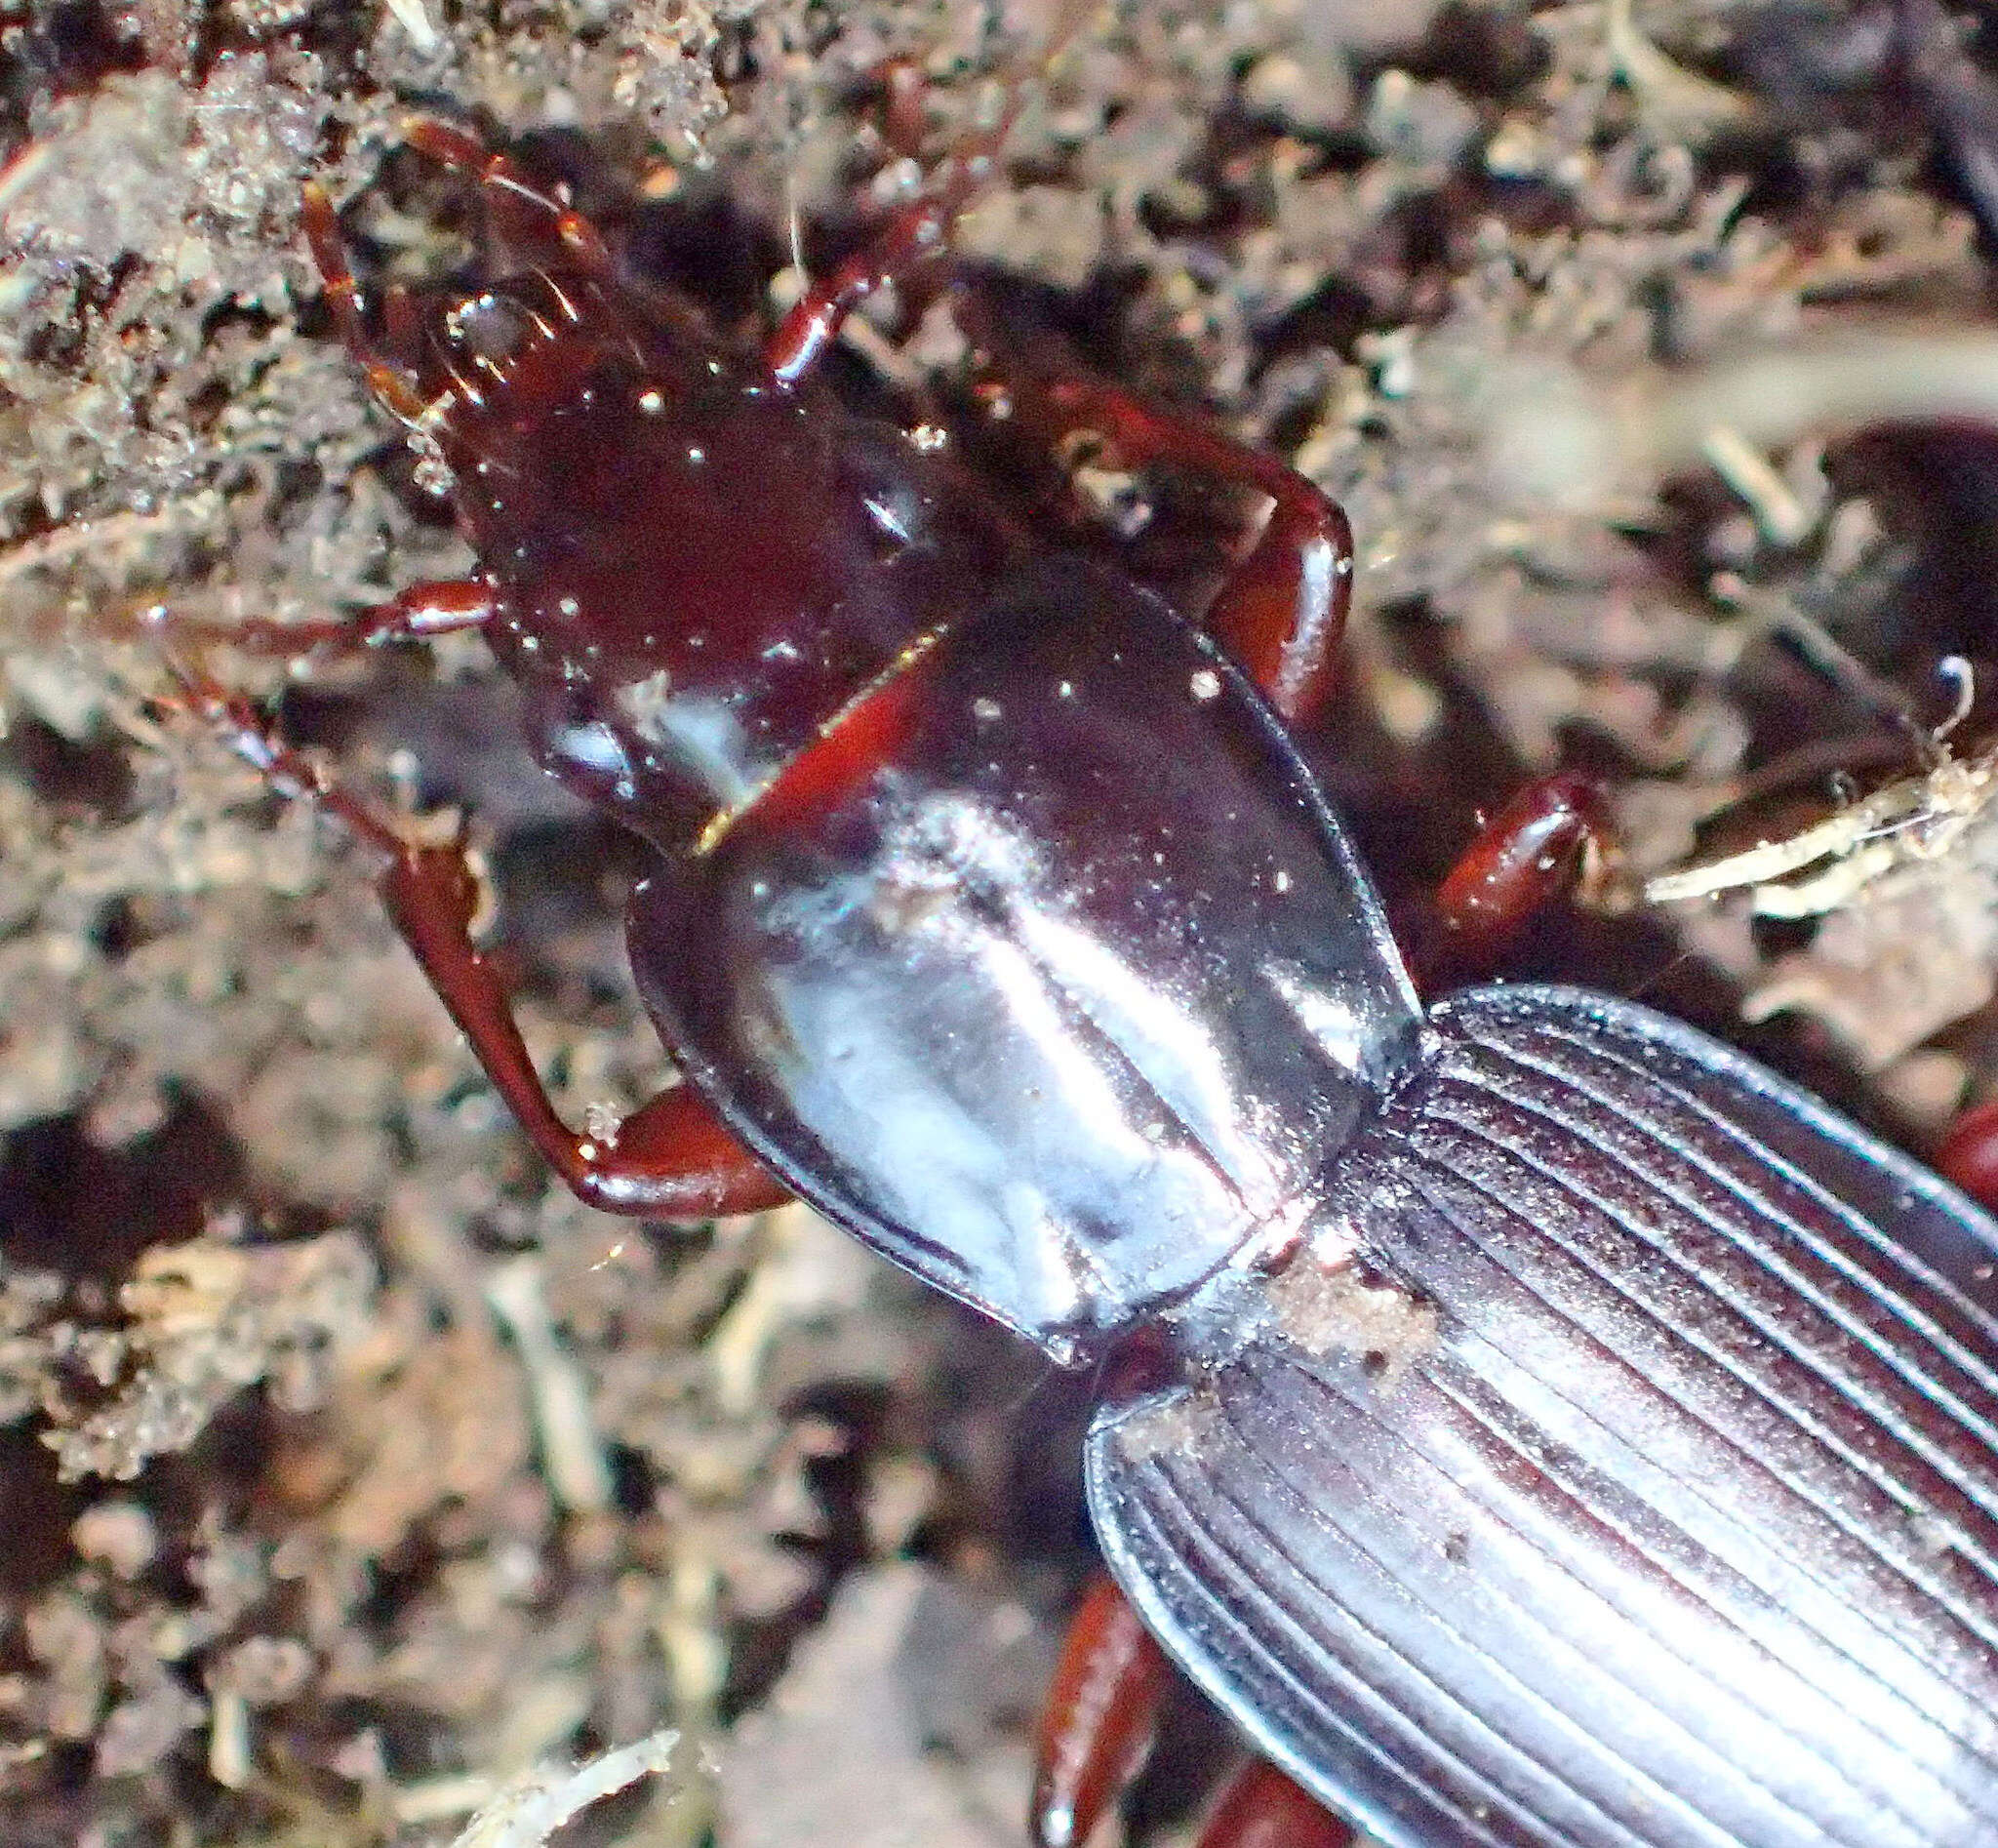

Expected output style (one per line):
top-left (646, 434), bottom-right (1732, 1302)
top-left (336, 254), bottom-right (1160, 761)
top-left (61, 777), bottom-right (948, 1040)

top-left (172, 115), bottom-right (1998, 1848)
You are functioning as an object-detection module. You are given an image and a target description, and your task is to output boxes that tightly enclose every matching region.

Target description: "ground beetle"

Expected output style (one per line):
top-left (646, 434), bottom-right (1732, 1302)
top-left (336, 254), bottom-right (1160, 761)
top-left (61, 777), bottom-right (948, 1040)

top-left (158, 104), bottom-right (1998, 1848)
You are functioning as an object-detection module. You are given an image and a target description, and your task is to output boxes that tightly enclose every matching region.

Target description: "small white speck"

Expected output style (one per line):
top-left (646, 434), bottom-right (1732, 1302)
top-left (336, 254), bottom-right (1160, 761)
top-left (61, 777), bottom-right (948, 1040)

top-left (1057, 680), bottom-right (1074, 699)
top-left (687, 446), bottom-right (705, 465)
top-left (638, 388), bottom-right (664, 414)
top-left (1337, 555), bottom-right (1353, 576)
top-left (558, 595), bottom-right (579, 617)
top-left (865, 495), bottom-right (912, 543)
top-left (908, 422), bottom-right (948, 451)
top-left (973, 697), bottom-right (1003, 723)
top-left (1189, 668), bottom-right (1222, 701)
top-left (1273, 868), bottom-right (1292, 893)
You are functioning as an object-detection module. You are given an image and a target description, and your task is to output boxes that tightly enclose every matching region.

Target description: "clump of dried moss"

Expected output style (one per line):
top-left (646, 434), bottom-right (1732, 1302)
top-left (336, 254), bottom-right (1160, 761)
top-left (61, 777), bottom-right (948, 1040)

top-left (6, 2), bottom-right (1998, 1843)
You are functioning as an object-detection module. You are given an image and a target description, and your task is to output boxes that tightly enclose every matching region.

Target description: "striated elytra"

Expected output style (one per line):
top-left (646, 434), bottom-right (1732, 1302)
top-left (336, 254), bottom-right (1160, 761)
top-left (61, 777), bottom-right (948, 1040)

top-left (1091, 984), bottom-right (1998, 1848)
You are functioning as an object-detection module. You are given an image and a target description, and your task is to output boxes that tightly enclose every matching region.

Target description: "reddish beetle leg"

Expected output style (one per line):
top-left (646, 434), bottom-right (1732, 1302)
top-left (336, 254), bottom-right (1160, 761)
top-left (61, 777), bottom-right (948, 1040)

top-left (1423, 769), bottom-right (1620, 984)
top-left (957, 322), bottom-right (1355, 731)
top-left (1932, 1101), bottom-right (1998, 1216)
top-left (758, 69), bottom-right (1357, 720)
top-left (1033, 1573), bottom-right (1352, 1848)
top-left (164, 663), bottom-right (789, 1220)
top-left (1423, 766), bottom-right (1998, 1225)
top-left (1032, 1572), bottom-right (1172, 1848)
top-left (765, 56), bottom-right (1032, 385)
top-left (1420, 770), bottom-right (1998, 1227)
top-left (1195, 1761), bottom-right (1357, 1848)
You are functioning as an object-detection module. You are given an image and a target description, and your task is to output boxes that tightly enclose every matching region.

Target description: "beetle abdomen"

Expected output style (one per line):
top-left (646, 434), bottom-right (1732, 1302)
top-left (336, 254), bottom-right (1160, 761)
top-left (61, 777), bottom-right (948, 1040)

top-left (1089, 985), bottom-right (1998, 1848)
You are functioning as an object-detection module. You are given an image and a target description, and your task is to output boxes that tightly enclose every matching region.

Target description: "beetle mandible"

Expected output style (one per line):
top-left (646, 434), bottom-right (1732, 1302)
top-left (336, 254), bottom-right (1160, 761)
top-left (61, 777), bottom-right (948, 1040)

top-left (158, 93), bottom-right (1998, 1848)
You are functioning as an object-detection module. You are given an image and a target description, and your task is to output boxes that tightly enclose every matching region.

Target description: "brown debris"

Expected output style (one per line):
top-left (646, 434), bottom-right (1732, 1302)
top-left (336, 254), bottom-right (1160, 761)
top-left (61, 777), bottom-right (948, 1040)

top-left (1269, 1259), bottom-right (1440, 1394)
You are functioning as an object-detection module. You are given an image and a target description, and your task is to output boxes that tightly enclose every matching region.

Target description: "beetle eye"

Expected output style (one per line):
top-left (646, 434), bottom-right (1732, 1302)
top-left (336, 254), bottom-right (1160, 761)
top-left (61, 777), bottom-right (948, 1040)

top-left (448, 293), bottom-right (529, 361)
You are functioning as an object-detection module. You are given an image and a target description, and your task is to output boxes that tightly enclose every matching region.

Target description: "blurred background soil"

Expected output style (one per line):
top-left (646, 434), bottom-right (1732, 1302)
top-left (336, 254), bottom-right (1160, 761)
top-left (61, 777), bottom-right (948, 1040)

top-left (6, 0), bottom-right (1998, 1842)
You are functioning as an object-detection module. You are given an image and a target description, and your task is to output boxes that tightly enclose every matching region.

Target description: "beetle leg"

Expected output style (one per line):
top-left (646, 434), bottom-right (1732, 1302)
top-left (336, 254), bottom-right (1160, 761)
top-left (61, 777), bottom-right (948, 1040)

top-left (957, 329), bottom-right (1353, 729)
top-left (140, 578), bottom-right (495, 660)
top-left (377, 827), bottom-right (791, 1216)
top-left (1193, 1760), bottom-right (1354, 1848)
top-left (765, 173), bottom-right (992, 388)
top-left (163, 669), bottom-right (791, 1222)
top-left (1030, 1571), bottom-right (1172, 1848)
top-left (763, 46), bottom-right (1053, 389)
top-left (1420, 771), bottom-right (1622, 984)
top-left (302, 182), bottom-right (435, 424)
top-left (400, 118), bottom-right (617, 279)
top-left (1934, 1101), bottom-right (1998, 1215)
top-left (1031, 1573), bottom-right (1354, 1848)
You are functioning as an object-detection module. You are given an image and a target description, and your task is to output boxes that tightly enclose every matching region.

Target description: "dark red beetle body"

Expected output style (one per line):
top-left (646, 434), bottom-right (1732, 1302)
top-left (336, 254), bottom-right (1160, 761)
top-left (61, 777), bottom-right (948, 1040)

top-left (466, 311), bottom-right (1019, 852)
top-left (639, 555), bottom-right (1424, 1354)
top-left (177, 119), bottom-right (1998, 1848)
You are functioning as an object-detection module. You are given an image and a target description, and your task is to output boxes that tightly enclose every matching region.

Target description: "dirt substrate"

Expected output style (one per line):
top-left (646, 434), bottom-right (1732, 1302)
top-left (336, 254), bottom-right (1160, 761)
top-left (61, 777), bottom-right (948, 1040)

top-left (6, 2), bottom-right (1998, 1843)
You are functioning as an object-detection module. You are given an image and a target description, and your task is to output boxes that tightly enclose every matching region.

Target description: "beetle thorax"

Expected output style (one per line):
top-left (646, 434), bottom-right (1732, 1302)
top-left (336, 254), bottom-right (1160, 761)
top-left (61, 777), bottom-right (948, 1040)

top-left (452, 333), bottom-right (1019, 851)
top-left (627, 558), bottom-right (1425, 1357)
